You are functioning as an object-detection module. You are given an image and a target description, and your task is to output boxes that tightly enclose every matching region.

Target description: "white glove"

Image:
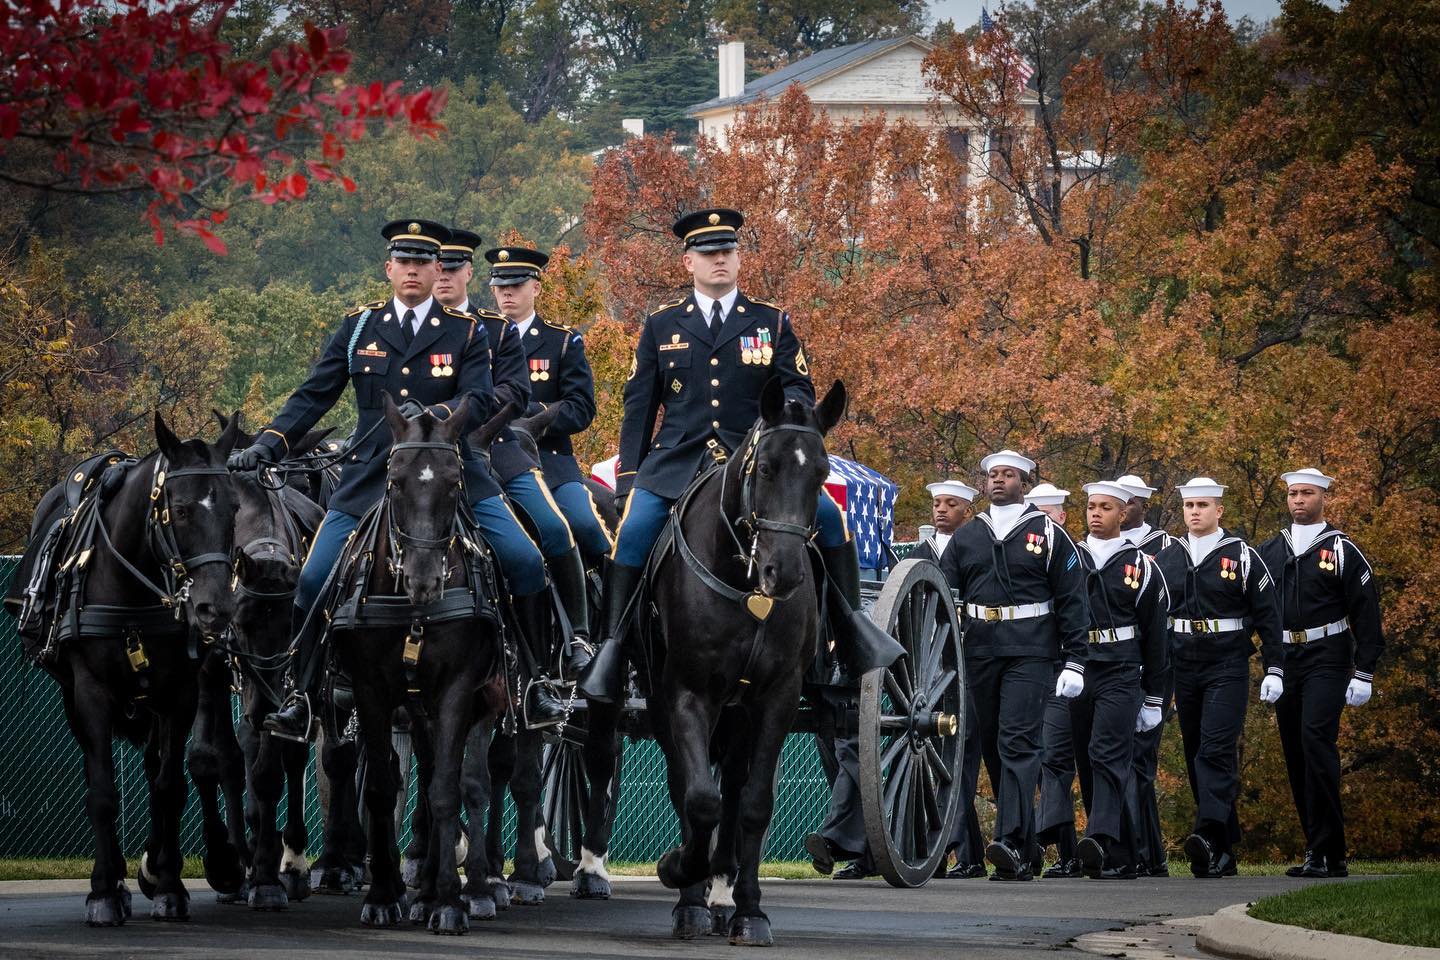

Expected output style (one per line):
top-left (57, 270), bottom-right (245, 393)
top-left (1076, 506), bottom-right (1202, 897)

top-left (1055, 668), bottom-right (1084, 699)
top-left (1259, 674), bottom-right (1283, 704)
top-left (1345, 678), bottom-right (1372, 707)
top-left (1136, 704), bottom-right (1162, 733)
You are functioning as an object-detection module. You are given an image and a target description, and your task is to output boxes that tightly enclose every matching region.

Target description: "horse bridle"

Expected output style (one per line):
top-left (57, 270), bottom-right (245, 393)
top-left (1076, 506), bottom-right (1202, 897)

top-left (384, 440), bottom-right (464, 581)
top-left (730, 421), bottom-right (825, 578)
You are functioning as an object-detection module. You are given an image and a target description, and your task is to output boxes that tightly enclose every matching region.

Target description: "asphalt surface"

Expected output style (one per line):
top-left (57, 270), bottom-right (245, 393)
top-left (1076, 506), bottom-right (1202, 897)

top-left (0, 871), bottom-right (1352, 959)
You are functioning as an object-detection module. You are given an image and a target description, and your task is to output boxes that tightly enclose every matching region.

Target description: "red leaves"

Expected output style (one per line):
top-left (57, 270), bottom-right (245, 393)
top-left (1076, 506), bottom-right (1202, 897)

top-left (1, 0), bottom-right (447, 254)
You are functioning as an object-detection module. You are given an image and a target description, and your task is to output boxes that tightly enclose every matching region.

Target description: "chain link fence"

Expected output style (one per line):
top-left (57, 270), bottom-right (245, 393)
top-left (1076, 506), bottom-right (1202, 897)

top-left (0, 556), bottom-right (845, 864)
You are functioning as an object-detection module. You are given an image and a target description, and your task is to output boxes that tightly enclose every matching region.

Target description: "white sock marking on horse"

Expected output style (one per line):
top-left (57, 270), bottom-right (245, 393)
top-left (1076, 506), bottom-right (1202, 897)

top-left (455, 831), bottom-right (469, 863)
top-left (419, 465), bottom-right (435, 483)
top-left (281, 843), bottom-right (309, 875)
top-left (794, 448), bottom-right (807, 467)
top-left (707, 874), bottom-right (735, 908)
top-left (578, 847), bottom-right (610, 881)
top-left (139, 851), bottom-right (156, 884)
top-left (534, 826), bottom-right (551, 862)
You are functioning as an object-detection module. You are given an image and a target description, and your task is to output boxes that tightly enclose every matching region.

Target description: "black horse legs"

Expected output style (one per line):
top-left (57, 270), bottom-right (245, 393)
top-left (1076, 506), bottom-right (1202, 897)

top-left (656, 690), bottom-right (721, 893)
top-left (508, 726), bottom-right (551, 904)
top-left (727, 683), bottom-right (797, 946)
top-left (415, 681), bottom-right (472, 935)
top-left (279, 736), bottom-right (312, 901)
top-left (573, 697), bottom-right (623, 899)
top-left (352, 683), bottom-right (405, 927)
top-left (460, 720), bottom-right (501, 917)
top-left (312, 721), bottom-right (365, 894)
top-left (62, 669), bottom-right (131, 927)
top-left (188, 656), bottom-right (246, 901)
top-left (141, 691), bottom-right (199, 921)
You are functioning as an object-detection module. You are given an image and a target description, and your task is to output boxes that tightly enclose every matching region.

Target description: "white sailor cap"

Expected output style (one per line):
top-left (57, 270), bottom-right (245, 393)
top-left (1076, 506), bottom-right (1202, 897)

top-left (1281, 467), bottom-right (1333, 490)
top-left (926, 480), bottom-right (979, 502)
top-left (1115, 474), bottom-right (1157, 500)
top-left (1025, 482), bottom-right (1069, 506)
top-left (1083, 481), bottom-right (1134, 503)
top-left (979, 449), bottom-right (1036, 475)
top-left (1176, 476), bottom-right (1227, 498)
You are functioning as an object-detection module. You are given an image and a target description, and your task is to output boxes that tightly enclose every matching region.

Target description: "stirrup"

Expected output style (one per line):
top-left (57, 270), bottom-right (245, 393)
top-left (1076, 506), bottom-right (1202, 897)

top-left (263, 691), bottom-right (315, 744)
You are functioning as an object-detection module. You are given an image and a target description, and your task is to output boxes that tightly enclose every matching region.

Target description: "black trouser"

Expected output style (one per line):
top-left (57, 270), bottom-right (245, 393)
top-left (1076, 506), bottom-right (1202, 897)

top-left (817, 732), bottom-right (868, 862)
top-left (1127, 668), bottom-right (1172, 869)
top-left (1037, 692), bottom-right (1078, 849)
top-left (1175, 657), bottom-right (1248, 851)
top-left (968, 655), bottom-right (1052, 851)
top-left (1070, 663), bottom-right (1142, 844)
top-left (1275, 656), bottom-right (1349, 861)
top-left (947, 687), bottom-right (985, 865)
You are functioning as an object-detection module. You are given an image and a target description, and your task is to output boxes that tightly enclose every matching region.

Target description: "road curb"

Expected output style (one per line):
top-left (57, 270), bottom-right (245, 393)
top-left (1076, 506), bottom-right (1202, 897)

top-left (1197, 903), bottom-right (1440, 960)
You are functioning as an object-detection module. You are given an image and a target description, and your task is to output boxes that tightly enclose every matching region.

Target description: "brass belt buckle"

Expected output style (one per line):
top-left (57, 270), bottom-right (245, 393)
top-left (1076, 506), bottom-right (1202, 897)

top-left (984, 607), bottom-right (1002, 622)
top-left (1289, 630), bottom-right (1308, 644)
top-left (1087, 629), bottom-right (1101, 644)
top-left (1192, 620), bottom-right (1208, 633)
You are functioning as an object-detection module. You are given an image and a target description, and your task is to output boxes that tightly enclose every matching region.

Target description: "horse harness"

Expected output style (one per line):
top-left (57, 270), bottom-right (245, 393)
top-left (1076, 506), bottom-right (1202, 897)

top-left (668, 421), bottom-right (824, 704)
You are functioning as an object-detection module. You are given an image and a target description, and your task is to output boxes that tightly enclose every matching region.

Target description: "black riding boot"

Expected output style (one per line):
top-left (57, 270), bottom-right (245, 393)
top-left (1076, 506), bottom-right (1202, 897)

top-left (263, 605), bottom-right (319, 743)
top-left (577, 562), bottom-right (642, 704)
top-left (819, 541), bottom-right (905, 677)
top-left (515, 591), bottom-right (567, 729)
top-left (551, 546), bottom-right (593, 680)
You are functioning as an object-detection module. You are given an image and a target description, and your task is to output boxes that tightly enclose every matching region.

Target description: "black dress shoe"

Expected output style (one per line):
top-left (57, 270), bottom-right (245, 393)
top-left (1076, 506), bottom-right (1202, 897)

top-left (1146, 862), bottom-right (1170, 877)
top-left (833, 862), bottom-right (874, 880)
top-left (1300, 855), bottom-right (1330, 879)
top-left (1044, 858), bottom-right (1082, 879)
top-left (804, 833), bottom-right (859, 876)
top-left (262, 691), bottom-right (314, 743)
top-left (946, 862), bottom-right (988, 879)
top-left (1212, 850), bottom-right (1237, 878)
top-left (1183, 834), bottom-right (1213, 878)
top-left (1097, 864), bottom-right (1139, 880)
top-left (1076, 836), bottom-right (1106, 879)
top-left (1286, 850), bottom-right (1317, 878)
top-left (1326, 858), bottom-right (1348, 878)
top-left (523, 681), bottom-right (568, 729)
top-left (985, 841), bottom-right (1032, 881)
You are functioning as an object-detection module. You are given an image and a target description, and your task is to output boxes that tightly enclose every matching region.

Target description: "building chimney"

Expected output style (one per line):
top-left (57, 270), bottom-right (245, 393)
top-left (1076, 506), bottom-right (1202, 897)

top-left (622, 118), bottom-right (644, 138)
top-left (718, 41), bottom-right (745, 100)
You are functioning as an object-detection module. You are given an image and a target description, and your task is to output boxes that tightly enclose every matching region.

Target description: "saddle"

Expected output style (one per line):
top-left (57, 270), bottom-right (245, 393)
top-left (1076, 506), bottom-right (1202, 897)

top-left (62, 450), bottom-right (131, 509)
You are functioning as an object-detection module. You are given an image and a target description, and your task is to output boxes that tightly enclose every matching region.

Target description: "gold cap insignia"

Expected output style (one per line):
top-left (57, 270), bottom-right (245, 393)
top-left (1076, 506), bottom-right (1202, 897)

top-left (708, 213), bottom-right (721, 225)
top-left (408, 222), bottom-right (421, 233)
top-left (498, 249), bottom-right (511, 262)
top-left (672, 333), bottom-right (680, 343)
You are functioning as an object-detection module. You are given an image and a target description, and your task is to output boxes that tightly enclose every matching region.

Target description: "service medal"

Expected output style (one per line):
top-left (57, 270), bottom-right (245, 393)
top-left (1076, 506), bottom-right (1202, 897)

top-left (432, 365), bottom-right (443, 377)
top-left (442, 365), bottom-right (453, 377)
top-left (761, 345), bottom-right (774, 363)
top-left (742, 348), bottom-right (754, 364)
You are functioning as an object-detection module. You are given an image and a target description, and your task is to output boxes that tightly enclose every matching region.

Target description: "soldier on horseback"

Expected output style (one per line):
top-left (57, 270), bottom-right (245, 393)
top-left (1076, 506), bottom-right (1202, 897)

top-left (579, 207), bottom-right (895, 703)
top-left (229, 219), bottom-right (561, 738)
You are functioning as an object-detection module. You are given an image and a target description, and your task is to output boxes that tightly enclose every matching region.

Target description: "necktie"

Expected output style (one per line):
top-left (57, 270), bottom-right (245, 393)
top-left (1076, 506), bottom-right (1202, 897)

top-left (403, 308), bottom-right (416, 344)
top-left (710, 300), bottom-right (722, 331)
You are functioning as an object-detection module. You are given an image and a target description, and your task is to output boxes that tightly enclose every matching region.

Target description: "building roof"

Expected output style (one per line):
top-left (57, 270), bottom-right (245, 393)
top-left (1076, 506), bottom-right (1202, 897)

top-left (687, 35), bottom-right (933, 117)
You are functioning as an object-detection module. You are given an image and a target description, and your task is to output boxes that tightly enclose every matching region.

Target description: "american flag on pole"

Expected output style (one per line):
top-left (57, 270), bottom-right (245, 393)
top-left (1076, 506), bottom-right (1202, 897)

top-left (823, 456), bottom-right (899, 571)
top-left (981, 5), bottom-right (1035, 87)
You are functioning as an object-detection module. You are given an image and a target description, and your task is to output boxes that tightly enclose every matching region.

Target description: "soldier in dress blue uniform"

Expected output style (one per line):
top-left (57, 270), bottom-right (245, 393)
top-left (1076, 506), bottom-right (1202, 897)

top-left (1116, 473), bottom-right (1176, 876)
top-left (1258, 468), bottom-right (1384, 879)
top-left (483, 244), bottom-right (613, 569)
top-left (228, 219), bottom-right (562, 737)
top-left (432, 230), bottom-right (584, 719)
top-left (1153, 477), bottom-right (1284, 877)
top-left (578, 207), bottom-right (868, 705)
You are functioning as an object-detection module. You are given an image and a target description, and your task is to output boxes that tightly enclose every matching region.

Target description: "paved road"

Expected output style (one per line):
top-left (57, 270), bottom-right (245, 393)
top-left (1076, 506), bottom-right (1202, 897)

top-left (0, 872), bottom-right (1359, 959)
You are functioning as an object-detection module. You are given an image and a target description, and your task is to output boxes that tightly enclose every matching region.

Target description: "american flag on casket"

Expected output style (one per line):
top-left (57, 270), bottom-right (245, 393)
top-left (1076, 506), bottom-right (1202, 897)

top-left (589, 454), bottom-right (898, 570)
top-left (824, 456), bottom-right (898, 571)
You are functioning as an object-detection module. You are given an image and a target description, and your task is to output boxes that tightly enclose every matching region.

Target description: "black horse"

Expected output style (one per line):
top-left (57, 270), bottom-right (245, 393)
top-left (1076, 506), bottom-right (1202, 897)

top-left (8, 413), bottom-right (245, 925)
top-left (324, 393), bottom-right (515, 933)
top-left (576, 378), bottom-right (846, 946)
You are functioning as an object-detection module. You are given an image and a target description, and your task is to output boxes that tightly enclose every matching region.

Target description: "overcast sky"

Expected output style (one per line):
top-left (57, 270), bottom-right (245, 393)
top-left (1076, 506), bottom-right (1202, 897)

top-left (928, 0), bottom-right (1290, 29)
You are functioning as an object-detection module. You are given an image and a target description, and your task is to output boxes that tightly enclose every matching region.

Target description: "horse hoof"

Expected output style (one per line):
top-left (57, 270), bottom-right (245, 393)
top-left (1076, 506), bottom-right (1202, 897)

top-left (510, 881), bottom-right (545, 906)
top-left (657, 848), bottom-right (689, 890)
top-left (428, 904), bottom-right (469, 936)
top-left (248, 883), bottom-right (288, 911)
top-left (216, 878), bottom-right (251, 905)
top-left (400, 857), bottom-right (424, 889)
top-left (117, 882), bottom-right (133, 919)
top-left (570, 871), bottom-right (612, 900)
top-left (280, 868), bottom-right (310, 902)
top-left (672, 904), bottom-right (711, 940)
top-left (203, 847), bottom-right (246, 896)
top-left (359, 901), bottom-right (403, 927)
top-left (313, 866), bottom-right (357, 895)
top-left (711, 905), bottom-right (735, 936)
top-left (408, 898), bottom-right (432, 924)
top-left (489, 879), bottom-right (512, 910)
top-left (466, 894), bottom-right (497, 920)
top-left (728, 914), bottom-right (774, 947)
top-left (536, 856), bottom-right (557, 888)
top-left (149, 892), bottom-right (190, 922)
top-left (85, 892), bottom-right (127, 927)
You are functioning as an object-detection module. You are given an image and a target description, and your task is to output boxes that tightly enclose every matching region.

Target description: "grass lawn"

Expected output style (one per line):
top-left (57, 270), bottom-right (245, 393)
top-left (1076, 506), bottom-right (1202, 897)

top-left (1250, 873), bottom-right (1440, 948)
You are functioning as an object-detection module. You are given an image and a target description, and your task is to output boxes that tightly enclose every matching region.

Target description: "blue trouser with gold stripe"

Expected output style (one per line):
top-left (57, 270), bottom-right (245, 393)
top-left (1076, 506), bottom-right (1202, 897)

top-left (503, 469), bottom-right (575, 561)
top-left (611, 487), bottom-right (848, 568)
top-left (550, 480), bottom-right (614, 559)
top-left (297, 494), bottom-right (549, 610)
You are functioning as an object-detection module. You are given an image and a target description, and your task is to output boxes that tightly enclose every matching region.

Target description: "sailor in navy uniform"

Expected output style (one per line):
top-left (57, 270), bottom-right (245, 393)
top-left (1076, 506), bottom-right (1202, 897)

top-left (579, 208), bottom-right (863, 706)
top-left (1258, 468), bottom-right (1384, 879)
top-left (483, 245), bottom-right (612, 567)
top-left (1153, 477), bottom-right (1284, 878)
top-left (1065, 481), bottom-right (1170, 879)
top-left (433, 230), bottom-right (581, 723)
top-left (229, 220), bottom-right (558, 738)
top-left (1115, 473), bottom-right (1176, 876)
top-left (938, 450), bottom-right (1091, 881)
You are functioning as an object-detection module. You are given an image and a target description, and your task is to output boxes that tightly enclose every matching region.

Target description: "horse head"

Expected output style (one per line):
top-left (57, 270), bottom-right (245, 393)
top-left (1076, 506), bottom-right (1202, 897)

top-left (382, 392), bottom-right (472, 606)
top-left (740, 377), bottom-right (847, 602)
top-left (153, 409), bottom-right (242, 637)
